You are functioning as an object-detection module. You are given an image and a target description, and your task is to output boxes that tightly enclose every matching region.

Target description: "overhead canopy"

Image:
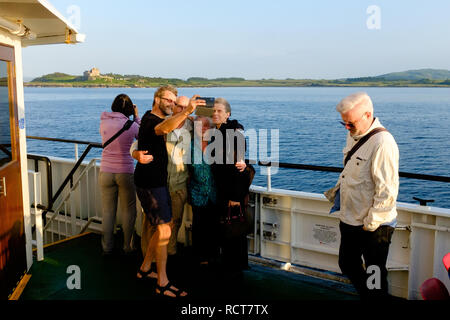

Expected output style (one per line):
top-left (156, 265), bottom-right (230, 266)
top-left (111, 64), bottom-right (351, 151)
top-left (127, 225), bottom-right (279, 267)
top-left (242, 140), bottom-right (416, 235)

top-left (0, 0), bottom-right (85, 46)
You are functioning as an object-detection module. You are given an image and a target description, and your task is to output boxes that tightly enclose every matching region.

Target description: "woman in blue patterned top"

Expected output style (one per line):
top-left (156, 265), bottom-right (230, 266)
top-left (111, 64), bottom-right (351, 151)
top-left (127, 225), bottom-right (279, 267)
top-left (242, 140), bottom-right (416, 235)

top-left (188, 116), bottom-right (218, 266)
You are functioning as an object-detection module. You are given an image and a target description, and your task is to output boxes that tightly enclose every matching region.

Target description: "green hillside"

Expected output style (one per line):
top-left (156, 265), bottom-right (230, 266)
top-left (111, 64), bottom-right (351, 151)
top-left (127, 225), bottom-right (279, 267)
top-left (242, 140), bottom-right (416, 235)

top-left (375, 69), bottom-right (450, 81)
top-left (346, 69), bottom-right (450, 82)
top-left (31, 72), bottom-right (80, 82)
top-left (26, 69), bottom-right (450, 88)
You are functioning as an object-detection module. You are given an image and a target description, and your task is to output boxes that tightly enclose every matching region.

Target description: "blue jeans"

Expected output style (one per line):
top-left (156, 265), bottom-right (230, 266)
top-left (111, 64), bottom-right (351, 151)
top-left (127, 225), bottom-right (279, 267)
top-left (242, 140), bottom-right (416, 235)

top-left (338, 221), bottom-right (394, 299)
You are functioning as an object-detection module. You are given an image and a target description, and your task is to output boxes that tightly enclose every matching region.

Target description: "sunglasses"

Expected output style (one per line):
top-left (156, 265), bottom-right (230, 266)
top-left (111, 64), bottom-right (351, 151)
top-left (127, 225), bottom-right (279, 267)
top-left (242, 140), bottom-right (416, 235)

top-left (339, 113), bottom-right (367, 128)
top-left (160, 97), bottom-right (176, 104)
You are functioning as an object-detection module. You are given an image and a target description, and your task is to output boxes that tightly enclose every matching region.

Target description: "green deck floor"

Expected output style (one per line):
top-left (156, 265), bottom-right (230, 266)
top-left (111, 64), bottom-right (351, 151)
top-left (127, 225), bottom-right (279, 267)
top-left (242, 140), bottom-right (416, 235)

top-left (20, 232), bottom-right (358, 301)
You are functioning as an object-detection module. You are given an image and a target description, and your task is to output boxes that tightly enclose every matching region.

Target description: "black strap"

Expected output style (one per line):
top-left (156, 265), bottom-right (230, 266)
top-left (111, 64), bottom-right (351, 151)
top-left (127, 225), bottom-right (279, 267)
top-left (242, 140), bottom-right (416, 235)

top-left (102, 120), bottom-right (133, 148)
top-left (344, 127), bottom-right (387, 166)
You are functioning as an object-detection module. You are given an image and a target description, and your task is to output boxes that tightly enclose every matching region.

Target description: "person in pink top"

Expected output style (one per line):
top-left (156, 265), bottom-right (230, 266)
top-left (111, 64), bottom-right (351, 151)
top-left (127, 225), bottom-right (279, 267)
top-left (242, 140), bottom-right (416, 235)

top-left (99, 94), bottom-right (147, 255)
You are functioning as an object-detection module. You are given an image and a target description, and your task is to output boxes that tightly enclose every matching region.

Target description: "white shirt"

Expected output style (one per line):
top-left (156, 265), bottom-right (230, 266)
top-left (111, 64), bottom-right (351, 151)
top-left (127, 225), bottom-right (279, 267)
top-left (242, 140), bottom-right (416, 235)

top-left (326, 118), bottom-right (399, 231)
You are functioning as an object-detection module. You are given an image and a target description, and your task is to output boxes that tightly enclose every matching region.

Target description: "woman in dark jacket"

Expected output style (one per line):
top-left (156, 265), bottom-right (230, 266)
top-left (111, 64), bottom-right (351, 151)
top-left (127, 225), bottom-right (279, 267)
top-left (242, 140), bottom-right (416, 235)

top-left (188, 115), bottom-right (218, 266)
top-left (211, 98), bottom-right (253, 273)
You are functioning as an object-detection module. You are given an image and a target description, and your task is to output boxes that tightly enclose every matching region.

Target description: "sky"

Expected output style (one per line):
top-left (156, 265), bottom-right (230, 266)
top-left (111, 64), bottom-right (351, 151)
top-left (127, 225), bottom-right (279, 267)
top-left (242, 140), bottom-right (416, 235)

top-left (22, 0), bottom-right (450, 80)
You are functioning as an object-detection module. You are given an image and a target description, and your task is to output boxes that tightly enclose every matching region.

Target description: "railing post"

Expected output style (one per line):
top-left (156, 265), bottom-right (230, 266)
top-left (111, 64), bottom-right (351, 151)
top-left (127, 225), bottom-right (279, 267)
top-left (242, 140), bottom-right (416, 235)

top-left (254, 193), bottom-right (259, 254)
top-left (70, 190), bottom-right (77, 236)
top-left (74, 143), bottom-right (79, 161)
top-left (32, 171), bottom-right (44, 261)
top-left (259, 192), bottom-right (264, 257)
top-left (267, 166), bottom-right (272, 191)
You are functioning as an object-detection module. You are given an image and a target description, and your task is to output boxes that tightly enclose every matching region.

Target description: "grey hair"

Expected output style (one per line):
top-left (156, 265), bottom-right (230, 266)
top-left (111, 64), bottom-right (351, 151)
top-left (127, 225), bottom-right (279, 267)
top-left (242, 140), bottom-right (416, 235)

top-left (215, 97), bottom-right (231, 115)
top-left (336, 92), bottom-right (373, 114)
top-left (194, 115), bottom-right (213, 127)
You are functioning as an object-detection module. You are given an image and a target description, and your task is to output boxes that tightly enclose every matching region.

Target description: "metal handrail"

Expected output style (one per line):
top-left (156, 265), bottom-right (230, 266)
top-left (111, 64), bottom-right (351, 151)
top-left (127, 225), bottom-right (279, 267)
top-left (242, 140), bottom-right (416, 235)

top-left (24, 134), bottom-right (450, 243)
top-left (0, 143), bottom-right (12, 157)
top-left (27, 154), bottom-right (53, 209)
top-left (27, 136), bottom-right (103, 222)
top-left (27, 135), bottom-right (450, 184)
top-left (253, 161), bottom-right (450, 183)
top-left (43, 158), bottom-right (100, 233)
top-left (26, 136), bottom-right (102, 147)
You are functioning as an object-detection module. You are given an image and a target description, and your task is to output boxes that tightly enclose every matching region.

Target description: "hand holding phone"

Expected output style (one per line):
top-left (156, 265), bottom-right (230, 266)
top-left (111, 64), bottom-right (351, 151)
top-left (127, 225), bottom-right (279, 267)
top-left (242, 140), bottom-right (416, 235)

top-left (185, 95), bottom-right (206, 115)
top-left (195, 97), bottom-right (215, 117)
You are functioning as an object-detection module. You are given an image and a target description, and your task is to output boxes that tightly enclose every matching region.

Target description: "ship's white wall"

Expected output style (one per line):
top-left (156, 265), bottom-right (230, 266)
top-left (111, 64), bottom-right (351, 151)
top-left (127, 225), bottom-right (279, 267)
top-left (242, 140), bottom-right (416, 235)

top-left (0, 29), bottom-right (33, 270)
top-left (24, 153), bottom-right (450, 299)
top-left (251, 186), bottom-right (450, 299)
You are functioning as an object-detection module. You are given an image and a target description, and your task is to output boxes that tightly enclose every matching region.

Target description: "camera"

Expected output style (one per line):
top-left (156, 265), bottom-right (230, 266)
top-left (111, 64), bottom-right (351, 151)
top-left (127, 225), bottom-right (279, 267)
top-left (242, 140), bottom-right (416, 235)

top-left (195, 97), bottom-right (215, 117)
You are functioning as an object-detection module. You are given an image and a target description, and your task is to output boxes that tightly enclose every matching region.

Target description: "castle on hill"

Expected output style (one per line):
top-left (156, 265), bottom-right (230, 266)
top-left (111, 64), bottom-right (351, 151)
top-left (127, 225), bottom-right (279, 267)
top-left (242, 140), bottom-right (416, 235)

top-left (82, 67), bottom-right (112, 81)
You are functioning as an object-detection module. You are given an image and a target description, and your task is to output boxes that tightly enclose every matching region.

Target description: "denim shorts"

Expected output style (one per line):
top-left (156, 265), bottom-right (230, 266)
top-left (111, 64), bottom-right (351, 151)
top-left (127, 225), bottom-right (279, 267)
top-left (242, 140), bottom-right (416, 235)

top-left (136, 186), bottom-right (172, 226)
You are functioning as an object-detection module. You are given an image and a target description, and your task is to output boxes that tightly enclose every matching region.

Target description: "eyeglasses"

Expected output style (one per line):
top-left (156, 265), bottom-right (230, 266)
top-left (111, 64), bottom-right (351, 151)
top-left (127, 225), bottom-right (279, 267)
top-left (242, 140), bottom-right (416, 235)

top-left (160, 97), bottom-right (176, 104)
top-left (339, 113), bottom-right (367, 128)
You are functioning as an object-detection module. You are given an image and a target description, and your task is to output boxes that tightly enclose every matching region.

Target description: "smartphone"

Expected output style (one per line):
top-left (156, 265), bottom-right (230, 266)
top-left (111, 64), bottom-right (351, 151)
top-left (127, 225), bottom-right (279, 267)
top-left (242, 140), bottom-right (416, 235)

top-left (195, 97), bottom-right (215, 117)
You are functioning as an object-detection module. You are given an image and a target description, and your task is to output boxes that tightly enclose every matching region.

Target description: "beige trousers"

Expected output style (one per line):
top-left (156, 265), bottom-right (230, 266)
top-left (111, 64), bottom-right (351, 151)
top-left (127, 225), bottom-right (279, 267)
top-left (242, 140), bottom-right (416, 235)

top-left (141, 187), bottom-right (187, 256)
top-left (99, 172), bottom-right (136, 253)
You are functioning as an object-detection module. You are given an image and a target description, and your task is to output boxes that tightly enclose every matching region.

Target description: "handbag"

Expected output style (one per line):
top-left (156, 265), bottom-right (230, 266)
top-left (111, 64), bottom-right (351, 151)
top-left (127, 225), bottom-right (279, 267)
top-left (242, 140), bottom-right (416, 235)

top-left (219, 163), bottom-right (256, 238)
top-left (220, 204), bottom-right (250, 239)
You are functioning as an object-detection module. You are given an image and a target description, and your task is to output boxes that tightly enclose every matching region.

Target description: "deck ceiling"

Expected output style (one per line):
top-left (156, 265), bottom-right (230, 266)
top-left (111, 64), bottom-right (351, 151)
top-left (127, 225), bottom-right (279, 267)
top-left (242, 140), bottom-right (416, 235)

top-left (0, 0), bottom-right (85, 46)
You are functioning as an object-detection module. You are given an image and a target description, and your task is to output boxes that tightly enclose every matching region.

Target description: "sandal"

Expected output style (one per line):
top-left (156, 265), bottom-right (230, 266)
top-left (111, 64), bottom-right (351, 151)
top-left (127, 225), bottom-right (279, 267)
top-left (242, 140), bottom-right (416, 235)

top-left (155, 282), bottom-right (187, 298)
top-left (136, 266), bottom-right (157, 282)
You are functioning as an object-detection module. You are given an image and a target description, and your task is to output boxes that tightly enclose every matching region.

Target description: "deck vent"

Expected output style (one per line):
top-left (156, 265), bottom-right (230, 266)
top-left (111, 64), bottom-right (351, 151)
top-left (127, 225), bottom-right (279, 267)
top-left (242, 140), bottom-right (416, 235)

top-left (263, 197), bottom-right (277, 206)
top-left (263, 231), bottom-right (277, 241)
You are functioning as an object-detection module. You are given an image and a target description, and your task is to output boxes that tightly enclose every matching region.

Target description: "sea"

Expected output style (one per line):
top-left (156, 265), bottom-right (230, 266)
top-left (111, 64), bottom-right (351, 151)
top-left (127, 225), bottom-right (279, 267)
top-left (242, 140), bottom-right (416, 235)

top-left (24, 87), bottom-right (450, 209)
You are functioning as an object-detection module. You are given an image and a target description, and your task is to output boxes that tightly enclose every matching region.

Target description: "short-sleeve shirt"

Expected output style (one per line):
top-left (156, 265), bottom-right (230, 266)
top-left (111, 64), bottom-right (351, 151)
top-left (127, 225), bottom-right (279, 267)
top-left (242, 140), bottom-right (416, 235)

top-left (134, 111), bottom-right (168, 188)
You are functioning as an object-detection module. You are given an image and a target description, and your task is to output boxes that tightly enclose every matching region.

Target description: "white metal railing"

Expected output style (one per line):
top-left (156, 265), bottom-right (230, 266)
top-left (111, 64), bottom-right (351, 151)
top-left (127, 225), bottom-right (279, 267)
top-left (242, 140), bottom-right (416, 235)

top-left (28, 171), bottom-right (44, 261)
top-left (43, 158), bottom-right (102, 244)
top-left (25, 147), bottom-right (450, 299)
top-left (28, 157), bottom-right (103, 255)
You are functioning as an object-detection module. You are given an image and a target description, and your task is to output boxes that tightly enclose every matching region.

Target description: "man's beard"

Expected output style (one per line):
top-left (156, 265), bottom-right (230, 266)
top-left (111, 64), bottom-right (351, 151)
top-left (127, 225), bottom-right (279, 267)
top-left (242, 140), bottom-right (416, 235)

top-left (160, 104), bottom-right (173, 116)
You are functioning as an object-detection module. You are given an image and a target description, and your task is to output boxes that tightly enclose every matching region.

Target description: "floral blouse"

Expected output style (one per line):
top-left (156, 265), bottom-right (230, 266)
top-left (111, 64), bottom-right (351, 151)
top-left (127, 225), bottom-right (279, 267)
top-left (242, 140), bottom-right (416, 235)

top-left (188, 139), bottom-right (217, 207)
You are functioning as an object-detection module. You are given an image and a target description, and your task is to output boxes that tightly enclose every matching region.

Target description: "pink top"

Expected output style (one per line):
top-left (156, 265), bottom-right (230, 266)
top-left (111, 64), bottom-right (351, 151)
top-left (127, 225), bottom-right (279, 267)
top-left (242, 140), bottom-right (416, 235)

top-left (99, 111), bottom-right (140, 173)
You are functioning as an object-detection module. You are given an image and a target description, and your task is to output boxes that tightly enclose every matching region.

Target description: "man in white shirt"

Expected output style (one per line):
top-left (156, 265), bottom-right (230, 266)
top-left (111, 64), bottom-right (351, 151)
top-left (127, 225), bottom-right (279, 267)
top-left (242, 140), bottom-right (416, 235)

top-left (326, 92), bottom-right (399, 299)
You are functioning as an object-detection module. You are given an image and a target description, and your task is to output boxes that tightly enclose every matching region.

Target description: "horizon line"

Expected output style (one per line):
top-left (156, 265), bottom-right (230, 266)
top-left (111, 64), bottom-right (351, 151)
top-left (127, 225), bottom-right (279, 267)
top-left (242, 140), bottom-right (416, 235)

top-left (25, 67), bottom-right (450, 82)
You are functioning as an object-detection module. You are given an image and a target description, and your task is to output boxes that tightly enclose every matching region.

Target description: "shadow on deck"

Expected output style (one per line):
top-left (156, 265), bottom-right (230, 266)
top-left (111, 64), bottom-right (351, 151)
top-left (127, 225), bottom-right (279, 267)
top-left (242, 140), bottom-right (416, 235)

top-left (20, 232), bottom-right (358, 301)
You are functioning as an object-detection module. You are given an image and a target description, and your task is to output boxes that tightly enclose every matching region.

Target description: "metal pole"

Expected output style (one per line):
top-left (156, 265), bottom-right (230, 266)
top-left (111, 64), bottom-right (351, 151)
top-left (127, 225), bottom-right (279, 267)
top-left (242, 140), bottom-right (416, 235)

top-left (33, 172), bottom-right (44, 261)
top-left (75, 144), bottom-right (79, 161)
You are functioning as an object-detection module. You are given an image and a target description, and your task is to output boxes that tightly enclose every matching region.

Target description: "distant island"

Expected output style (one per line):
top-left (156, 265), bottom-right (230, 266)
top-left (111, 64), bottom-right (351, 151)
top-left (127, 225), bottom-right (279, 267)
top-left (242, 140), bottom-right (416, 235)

top-left (25, 68), bottom-right (450, 88)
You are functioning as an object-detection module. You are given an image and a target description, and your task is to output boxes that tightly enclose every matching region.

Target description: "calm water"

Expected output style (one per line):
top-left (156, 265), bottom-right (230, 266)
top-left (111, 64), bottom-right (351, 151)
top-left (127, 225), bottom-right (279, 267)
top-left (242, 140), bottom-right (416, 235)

top-left (24, 87), bottom-right (450, 208)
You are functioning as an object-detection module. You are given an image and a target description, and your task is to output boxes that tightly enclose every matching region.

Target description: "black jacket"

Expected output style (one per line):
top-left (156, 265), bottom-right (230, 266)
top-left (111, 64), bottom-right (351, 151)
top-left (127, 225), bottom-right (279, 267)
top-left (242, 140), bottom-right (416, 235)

top-left (211, 119), bottom-right (252, 209)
